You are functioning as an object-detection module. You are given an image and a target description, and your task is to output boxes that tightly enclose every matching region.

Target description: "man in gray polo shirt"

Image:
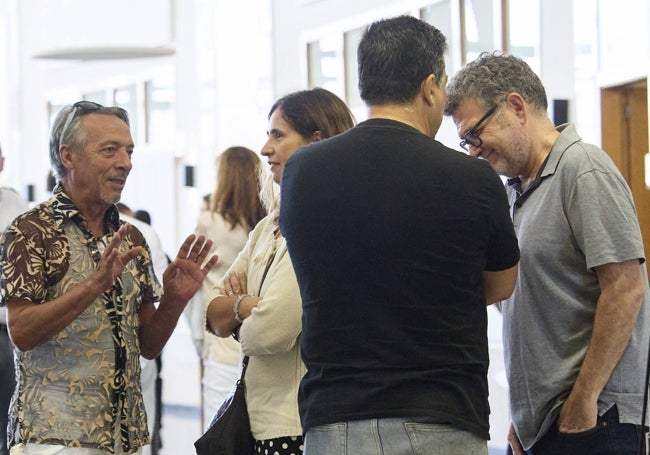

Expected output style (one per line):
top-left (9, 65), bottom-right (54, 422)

top-left (445, 51), bottom-right (649, 455)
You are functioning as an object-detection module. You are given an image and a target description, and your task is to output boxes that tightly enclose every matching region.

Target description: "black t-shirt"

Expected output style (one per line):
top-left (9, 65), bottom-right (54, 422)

top-left (280, 119), bottom-right (519, 439)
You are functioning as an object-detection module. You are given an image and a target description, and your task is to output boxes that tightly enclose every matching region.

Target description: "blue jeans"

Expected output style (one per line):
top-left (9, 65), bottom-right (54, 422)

top-left (528, 405), bottom-right (646, 455)
top-left (304, 417), bottom-right (488, 455)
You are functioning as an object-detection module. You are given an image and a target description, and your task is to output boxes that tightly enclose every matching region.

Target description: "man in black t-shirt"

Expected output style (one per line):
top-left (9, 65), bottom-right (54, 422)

top-left (280, 15), bottom-right (520, 455)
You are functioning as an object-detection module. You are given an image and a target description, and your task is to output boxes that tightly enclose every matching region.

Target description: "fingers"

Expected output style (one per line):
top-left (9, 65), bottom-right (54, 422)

top-left (202, 254), bottom-right (219, 275)
top-left (225, 272), bottom-right (237, 296)
top-left (232, 271), bottom-right (248, 294)
top-left (120, 246), bottom-right (145, 265)
top-left (175, 234), bottom-right (197, 260)
top-left (102, 223), bottom-right (128, 258)
top-left (177, 234), bottom-right (213, 264)
top-left (224, 270), bottom-right (247, 296)
top-left (507, 425), bottom-right (524, 455)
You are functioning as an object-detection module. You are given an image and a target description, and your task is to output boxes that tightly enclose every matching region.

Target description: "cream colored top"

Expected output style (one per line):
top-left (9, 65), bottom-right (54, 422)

top-left (190, 211), bottom-right (250, 366)
top-left (217, 214), bottom-right (305, 440)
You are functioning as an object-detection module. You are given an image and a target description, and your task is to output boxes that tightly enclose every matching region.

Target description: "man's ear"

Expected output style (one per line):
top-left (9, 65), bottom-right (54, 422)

top-left (421, 74), bottom-right (438, 106)
top-left (505, 92), bottom-right (527, 123)
top-left (60, 145), bottom-right (75, 171)
top-left (311, 130), bottom-right (323, 142)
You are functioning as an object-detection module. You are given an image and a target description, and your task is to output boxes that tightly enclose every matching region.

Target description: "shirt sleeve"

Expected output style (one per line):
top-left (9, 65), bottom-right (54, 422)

top-left (568, 168), bottom-right (645, 269)
top-left (0, 221), bottom-right (52, 306)
top-left (485, 169), bottom-right (520, 271)
top-left (239, 247), bottom-right (302, 356)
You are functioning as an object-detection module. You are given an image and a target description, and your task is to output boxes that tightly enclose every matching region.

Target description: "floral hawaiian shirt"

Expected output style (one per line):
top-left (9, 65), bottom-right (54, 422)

top-left (0, 186), bottom-right (162, 454)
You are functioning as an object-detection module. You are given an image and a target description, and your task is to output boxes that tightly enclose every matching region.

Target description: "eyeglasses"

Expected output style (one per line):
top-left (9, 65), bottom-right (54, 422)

top-left (58, 101), bottom-right (104, 150)
top-left (459, 103), bottom-right (500, 152)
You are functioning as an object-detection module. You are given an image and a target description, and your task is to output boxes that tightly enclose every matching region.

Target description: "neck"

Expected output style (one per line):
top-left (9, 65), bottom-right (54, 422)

top-left (366, 103), bottom-right (432, 136)
top-left (520, 120), bottom-right (561, 190)
top-left (62, 182), bottom-right (110, 237)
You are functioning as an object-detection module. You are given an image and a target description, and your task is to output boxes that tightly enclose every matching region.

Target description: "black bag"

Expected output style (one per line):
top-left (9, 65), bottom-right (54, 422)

top-left (194, 357), bottom-right (253, 455)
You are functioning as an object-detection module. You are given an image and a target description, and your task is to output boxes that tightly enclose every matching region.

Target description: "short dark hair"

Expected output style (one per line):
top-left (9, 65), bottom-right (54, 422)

top-left (358, 15), bottom-right (447, 106)
top-left (445, 51), bottom-right (548, 116)
top-left (268, 88), bottom-right (355, 140)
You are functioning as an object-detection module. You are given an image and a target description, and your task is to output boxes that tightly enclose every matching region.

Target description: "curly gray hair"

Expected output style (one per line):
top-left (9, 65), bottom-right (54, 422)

top-left (444, 51), bottom-right (548, 115)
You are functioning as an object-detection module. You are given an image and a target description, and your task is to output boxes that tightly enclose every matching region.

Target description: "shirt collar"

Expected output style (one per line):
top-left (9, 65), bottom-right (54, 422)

top-left (507, 123), bottom-right (582, 190)
top-left (50, 184), bottom-right (121, 237)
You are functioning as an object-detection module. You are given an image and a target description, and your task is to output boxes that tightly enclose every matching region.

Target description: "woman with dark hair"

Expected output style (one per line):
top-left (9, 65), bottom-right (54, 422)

top-left (189, 146), bottom-right (266, 427)
top-left (206, 88), bottom-right (354, 454)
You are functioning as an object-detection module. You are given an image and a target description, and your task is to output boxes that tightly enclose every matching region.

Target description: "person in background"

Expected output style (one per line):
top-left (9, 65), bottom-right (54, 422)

top-left (116, 203), bottom-right (169, 455)
top-left (0, 143), bottom-right (30, 455)
top-left (185, 146), bottom-right (266, 427)
top-left (0, 101), bottom-right (217, 455)
top-left (280, 16), bottom-right (520, 455)
top-left (445, 51), bottom-right (650, 455)
top-left (206, 88), bottom-right (355, 455)
top-left (134, 210), bottom-right (152, 226)
top-left (0, 144), bottom-right (29, 230)
top-left (126, 207), bottom-right (166, 455)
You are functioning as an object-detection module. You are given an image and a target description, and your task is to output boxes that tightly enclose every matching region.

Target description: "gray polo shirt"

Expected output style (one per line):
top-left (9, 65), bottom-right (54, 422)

top-left (502, 123), bottom-right (650, 450)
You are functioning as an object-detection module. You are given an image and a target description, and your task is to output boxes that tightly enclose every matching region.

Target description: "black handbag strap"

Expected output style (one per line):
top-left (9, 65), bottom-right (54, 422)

top-left (239, 356), bottom-right (249, 381)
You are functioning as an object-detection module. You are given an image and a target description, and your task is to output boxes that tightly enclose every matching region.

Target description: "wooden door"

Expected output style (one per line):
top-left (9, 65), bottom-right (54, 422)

top-left (601, 79), bottom-right (650, 269)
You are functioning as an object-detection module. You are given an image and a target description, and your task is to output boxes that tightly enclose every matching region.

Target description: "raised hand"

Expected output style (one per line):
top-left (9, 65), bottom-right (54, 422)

top-left (162, 234), bottom-right (219, 304)
top-left (91, 223), bottom-right (144, 291)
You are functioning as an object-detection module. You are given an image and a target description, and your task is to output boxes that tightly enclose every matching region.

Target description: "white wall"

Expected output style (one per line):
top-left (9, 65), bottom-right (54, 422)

top-left (0, 0), bottom-right (272, 255)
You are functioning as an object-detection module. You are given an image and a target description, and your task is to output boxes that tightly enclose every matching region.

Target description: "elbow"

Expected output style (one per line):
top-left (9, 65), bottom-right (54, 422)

top-left (11, 338), bottom-right (35, 353)
top-left (140, 349), bottom-right (158, 360)
top-left (493, 280), bottom-right (516, 303)
top-left (211, 324), bottom-right (233, 338)
top-left (484, 263), bottom-right (519, 305)
top-left (240, 328), bottom-right (300, 354)
top-left (8, 326), bottom-right (38, 352)
top-left (206, 300), bottom-right (235, 338)
top-left (490, 288), bottom-right (515, 305)
top-left (138, 338), bottom-right (161, 359)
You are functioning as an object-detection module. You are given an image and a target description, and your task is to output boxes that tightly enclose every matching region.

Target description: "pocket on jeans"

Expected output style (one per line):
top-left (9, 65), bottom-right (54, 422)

top-left (404, 423), bottom-right (486, 455)
top-left (555, 420), bottom-right (607, 440)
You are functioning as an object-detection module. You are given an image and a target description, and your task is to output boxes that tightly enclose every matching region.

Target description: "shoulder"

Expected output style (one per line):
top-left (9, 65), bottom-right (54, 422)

top-left (119, 213), bottom-right (150, 248)
top-left (556, 139), bottom-right (625, 188)
top-left (8, 201), bottom-right (55, 234)
top-left (251, 214), bottom-right (275, 236)
top-left (0, 186), bottom-right (21, 197)
top-left (0, 186), bottom-right (29, 209)
top-left (196, 210), bottom-right (230, 232)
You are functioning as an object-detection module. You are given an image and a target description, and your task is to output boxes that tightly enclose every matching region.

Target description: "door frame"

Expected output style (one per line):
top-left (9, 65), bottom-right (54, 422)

top-left (600, 77), bottom-right (650, 268)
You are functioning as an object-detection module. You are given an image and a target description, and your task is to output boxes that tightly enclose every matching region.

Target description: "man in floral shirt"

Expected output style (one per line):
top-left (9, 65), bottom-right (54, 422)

top-left (0, 101), bottom-right (217, 455)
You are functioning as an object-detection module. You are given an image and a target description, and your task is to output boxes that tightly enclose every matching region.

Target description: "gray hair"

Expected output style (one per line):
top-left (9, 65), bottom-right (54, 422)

top-left (49, 102), bottom-right (129, 182)
top-left (444, 51), bottom-right (548, 115)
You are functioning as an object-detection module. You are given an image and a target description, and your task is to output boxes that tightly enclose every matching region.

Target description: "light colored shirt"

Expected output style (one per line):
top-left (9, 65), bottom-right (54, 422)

top-left (188, 211), bottom-right (250, 366)
top-left (214, 214), bottom-right (305, 440)
top-left (0, 186), bottom-right (29, 325)
top-left (0, 186), bottom-right (29, 233)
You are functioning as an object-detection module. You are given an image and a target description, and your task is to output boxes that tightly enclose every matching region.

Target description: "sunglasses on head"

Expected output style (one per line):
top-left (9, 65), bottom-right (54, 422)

top-left (58, 101), bottom-right (104, 150)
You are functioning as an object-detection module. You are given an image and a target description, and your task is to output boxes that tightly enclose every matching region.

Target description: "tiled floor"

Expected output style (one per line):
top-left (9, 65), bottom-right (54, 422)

top-left (157, 317), bottom-right (203, 454)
